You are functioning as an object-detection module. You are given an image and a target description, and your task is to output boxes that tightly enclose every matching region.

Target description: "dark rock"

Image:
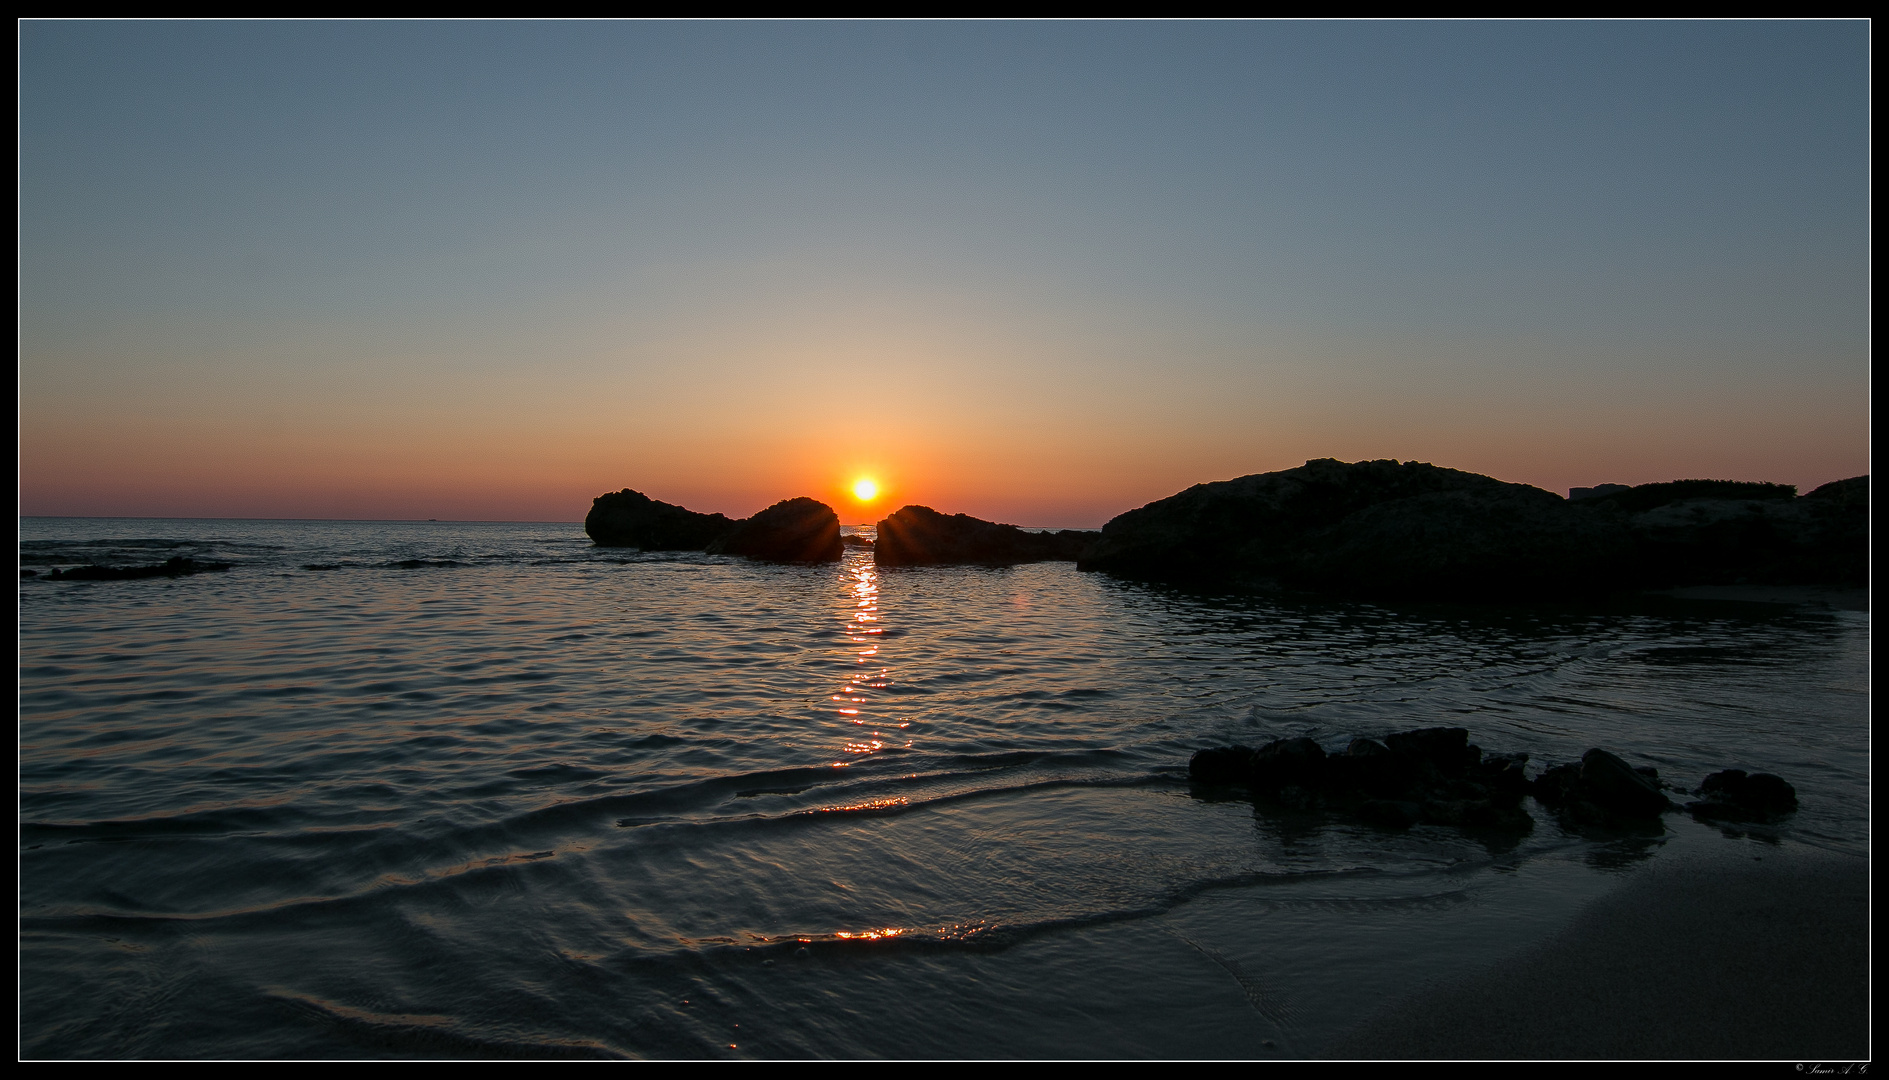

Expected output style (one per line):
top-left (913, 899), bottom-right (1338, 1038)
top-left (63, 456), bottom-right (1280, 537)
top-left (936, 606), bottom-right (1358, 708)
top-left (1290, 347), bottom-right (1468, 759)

top-left (1185, 726), bottom-right (1801, 840)
top-left (1357, 799), bottom-right (1423, 829)
top-left (1385, 727), bottom-right (1477, 774)
top-left (44, 557), bottom-right (233, 581)
top-left (1687, 769), bottom-right (1799, 822)
top-left (1455, 800), bottom-right (1535, 832)
top-left (1077, 459), bottom-right (1867, 599)
top-left (1577, 749), bottom-right (1671, 818)
top-left (1577, 479), bottom-right (1798, 514)
top-left (1584, 475), bottom-right (1866, 588)
top-left (1476, 753), bottom-right (1531, 804)
top-left (1531, 762), bottom-right (1582, 807)
top-left (1569, 483), bottom-right (1631, 501)
top-left (585, 489), bottom-right (736, 550)
top-left (21, 568), bottom-right (39, 577)
top-left (708, 498), bottom-right (843, 563)
top-left (1188, 745), bottom-right (1256, 786)
top-left (1248, 737), bottom-right (1327, 795)
top-left (843, 534), bottom-right (876, 548)
top-left (1328, 737), bottom-right (1404, 798)
top-left (1077, 458), bottom-right (1631, 600)
top-left (1276, 784), bottom-right (1320, 811)
top-left (1534, 750), bottom-right (1671, 822)
top-left (1195, 726), bottom-right (1535, 835)
top-left (874, 505), bottom-right (1098, 566)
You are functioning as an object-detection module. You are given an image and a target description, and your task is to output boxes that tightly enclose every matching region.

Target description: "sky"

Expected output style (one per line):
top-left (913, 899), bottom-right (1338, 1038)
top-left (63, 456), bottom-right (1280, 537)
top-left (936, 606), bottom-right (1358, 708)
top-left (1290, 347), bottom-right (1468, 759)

top-left (19, 21), bottom-right (1869, 526)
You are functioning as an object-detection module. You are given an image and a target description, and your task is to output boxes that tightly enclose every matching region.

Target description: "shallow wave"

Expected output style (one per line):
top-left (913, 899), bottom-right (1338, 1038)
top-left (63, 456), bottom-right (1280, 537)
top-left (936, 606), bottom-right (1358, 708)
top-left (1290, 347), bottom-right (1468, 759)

top-left (17, 518), bottom-right (1870, 1057)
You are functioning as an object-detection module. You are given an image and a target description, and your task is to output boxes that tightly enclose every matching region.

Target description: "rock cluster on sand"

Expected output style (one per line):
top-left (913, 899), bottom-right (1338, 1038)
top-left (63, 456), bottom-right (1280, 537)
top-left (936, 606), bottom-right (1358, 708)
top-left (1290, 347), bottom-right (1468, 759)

top-left (1079, 458), bottom-right (1867, 601)
top-left (1191, 727), bottom-right (1535, 832)
top-left (706, 497), bottom-right (843, 563)
top-left (874, 505), bottom-right (1099, 566)
top-left (1532, 749), bottom-right (1672, 825)
top-left (585, 490), bottom-right (842, 563)
top-left (42, 557), bottom-right (234, 581)
top-left (1189, 726), bottom-right (1798, 835)
top-left (1684, 769), bottom-right (1799, 822)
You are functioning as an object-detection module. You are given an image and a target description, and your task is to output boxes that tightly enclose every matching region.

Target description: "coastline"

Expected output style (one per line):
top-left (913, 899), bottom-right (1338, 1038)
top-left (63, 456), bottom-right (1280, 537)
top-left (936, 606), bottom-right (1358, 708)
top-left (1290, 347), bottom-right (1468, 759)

top-left (1323, 842), bottom-right (1869, 1060)
top-left (1649, 585), bottom-right (1869, 611)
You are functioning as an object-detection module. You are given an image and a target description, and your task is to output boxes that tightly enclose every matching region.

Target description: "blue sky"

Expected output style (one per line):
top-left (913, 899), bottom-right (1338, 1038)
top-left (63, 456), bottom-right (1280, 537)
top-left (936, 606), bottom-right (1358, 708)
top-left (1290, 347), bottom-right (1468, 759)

top-left (21, 21), bottom-right (1869, 523)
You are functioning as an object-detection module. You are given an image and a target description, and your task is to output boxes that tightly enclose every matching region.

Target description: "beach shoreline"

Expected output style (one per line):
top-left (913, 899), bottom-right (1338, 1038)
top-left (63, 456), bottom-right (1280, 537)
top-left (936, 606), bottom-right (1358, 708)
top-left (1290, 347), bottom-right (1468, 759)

top-left (1323, 842), bottom-right (1869, 1060)
top-left (1648, 585), bottom-right (1869, 611)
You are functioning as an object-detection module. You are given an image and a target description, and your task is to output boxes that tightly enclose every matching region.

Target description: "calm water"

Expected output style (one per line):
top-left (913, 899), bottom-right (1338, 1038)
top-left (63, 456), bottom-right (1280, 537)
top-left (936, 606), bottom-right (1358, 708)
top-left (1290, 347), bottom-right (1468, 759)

top-left (20, 518), bottom-right (1869, 1058)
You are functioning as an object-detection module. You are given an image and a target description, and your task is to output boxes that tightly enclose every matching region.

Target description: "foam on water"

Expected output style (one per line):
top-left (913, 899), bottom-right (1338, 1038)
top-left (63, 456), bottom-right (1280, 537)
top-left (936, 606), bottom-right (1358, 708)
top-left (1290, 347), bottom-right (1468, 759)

top-left (19, 518), bottom-right (1869, 1057)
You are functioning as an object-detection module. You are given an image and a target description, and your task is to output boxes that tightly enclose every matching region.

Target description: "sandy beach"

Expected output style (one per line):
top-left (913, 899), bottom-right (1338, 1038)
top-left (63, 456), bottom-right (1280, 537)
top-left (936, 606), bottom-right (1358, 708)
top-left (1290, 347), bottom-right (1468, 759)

top-left (1326, 844), bottom-right (1870, 1060)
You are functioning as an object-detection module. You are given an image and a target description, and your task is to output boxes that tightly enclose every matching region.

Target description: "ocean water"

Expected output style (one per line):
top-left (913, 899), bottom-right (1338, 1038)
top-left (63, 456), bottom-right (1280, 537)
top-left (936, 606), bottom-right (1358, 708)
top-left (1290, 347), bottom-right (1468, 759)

top-left (19, 518), bottom-right (1870, 1059)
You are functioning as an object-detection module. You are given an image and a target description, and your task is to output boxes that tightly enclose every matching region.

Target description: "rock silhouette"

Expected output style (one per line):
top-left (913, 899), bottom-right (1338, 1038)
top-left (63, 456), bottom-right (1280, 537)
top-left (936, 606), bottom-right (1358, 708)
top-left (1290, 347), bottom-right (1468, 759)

top-left (1190, 726), bottom-right (1791, 835)
top-left (1191, 726), bottom-right (1534, 832)
top-left (707, 497), bottom-right (842, 563)
top-left (585, 489), bottom-right (736, 550)
top-left (1686, 769), bottom-right (1799, 823)
top-left (1079, 458), bottom-right (1628, 599)
top-left (874, 505), bottom-right (1099, 566)
top-left (1079, 458), bottom-right (1868, 599)
top-left (1533, 749), bottom-right (1672, 824)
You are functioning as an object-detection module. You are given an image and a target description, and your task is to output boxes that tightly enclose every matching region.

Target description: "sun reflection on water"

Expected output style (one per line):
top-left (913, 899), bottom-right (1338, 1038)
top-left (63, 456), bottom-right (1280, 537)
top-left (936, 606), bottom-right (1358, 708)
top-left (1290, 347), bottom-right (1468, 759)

top-left (831, 530), bottom-right (909, 766)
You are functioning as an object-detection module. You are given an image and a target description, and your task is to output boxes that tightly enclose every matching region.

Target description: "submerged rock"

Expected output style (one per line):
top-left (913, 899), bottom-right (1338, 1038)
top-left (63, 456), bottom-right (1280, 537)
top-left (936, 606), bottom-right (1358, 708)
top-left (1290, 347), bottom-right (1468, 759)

top-left (707, 497), bottom-right (842, 563)
top-left (874, 505), bottom-right (1098, 566)
top-left (43, 557), bottom-right (234, 581)
top-left (1686, 769), bottom-right (1799, 822)
top-left (1078, 459), bottom-right (1867, 600)
top-left (585, 489), bottom-right (737, 550)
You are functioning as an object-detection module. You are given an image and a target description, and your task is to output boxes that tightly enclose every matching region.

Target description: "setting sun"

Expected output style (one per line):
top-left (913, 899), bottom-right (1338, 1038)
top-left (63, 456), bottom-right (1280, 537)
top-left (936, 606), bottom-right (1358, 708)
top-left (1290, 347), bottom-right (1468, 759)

top-left (852, 479), bottom-right (879, 501)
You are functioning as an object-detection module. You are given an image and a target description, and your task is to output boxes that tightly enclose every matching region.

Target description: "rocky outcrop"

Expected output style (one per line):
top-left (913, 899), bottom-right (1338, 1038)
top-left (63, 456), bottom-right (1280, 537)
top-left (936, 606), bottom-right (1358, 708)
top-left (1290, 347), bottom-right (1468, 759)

top-left (585, 489), bottom-right (737, 550)
top-left (1532, 749), bottom-right (1672, 824)
top-left (1190, 726), bottom-right (1536, 832)
top-left (707, 497), bottom-right (842, 563)
top-left (874, 505), bottom-right (1099, 567)
top-left (1190, 727), bottom-right (1794, 835)
top-left (1580, 476), bottom-right (1867, 588)
top-left (1079, 458), bottom-right (1630, 600)
top-left (43, 557), bottom-right (233, 581)
top-left (1685, 769), bottom-right (1798, 823)
top-left (1078, 459), bottom-right (1868, 599)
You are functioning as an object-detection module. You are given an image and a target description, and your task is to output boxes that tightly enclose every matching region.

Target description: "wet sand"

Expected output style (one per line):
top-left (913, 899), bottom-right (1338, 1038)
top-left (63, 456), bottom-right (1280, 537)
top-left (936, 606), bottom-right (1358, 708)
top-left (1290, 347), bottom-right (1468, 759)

top-left (1325, 845), bottom-right (1869, 1060)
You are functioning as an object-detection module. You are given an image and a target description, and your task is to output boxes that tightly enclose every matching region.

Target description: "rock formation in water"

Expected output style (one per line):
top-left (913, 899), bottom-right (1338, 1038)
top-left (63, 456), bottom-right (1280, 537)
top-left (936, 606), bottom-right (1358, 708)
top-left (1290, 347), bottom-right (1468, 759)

top-left (1532, 749), bottom-right (1672, 825)
top-left (1078, 458), bottom-right (1628, 599)
top-left (706, 497), bottom-right (843, 563)
top-left (1190, 725), bottom-right (1797, 835)
top-left (585, 489), bottom-right (737, 550)
top-left (874, 505), bottom-right (1099, 566)
top-left (1592, 475), bottom-right (1868, 589)
top-left (1191, 726), bottom-right (1535, 832)
top-left (1684, 769), bottom-right (1799, 823)
top-left (1077, 458), bottom-right (1868, 600)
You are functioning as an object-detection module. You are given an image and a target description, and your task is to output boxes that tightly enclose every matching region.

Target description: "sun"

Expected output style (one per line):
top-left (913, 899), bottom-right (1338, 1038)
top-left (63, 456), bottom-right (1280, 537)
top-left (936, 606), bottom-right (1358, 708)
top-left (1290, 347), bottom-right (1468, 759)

top-left (852, 478), bottom-right (879, 502)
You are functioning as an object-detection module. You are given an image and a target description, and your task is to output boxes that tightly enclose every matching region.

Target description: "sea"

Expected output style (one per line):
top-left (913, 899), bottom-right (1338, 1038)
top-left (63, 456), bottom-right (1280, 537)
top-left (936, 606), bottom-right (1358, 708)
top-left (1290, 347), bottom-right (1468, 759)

top-left (18, 517), bottom-right (1870, 1059)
